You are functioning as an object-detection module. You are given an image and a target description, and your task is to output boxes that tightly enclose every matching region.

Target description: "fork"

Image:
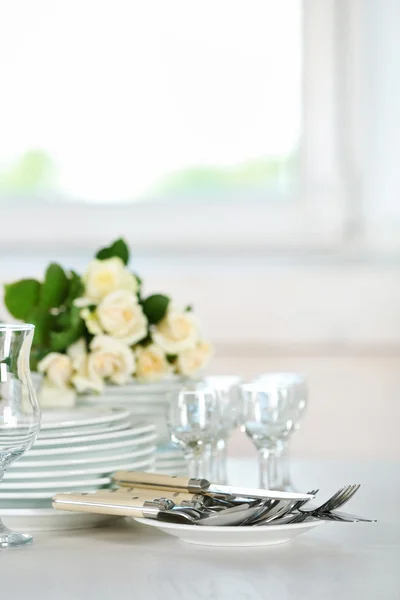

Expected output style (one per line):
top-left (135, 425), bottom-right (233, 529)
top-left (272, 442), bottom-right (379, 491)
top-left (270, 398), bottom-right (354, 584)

top-left (261, 485), bottom-right (362, 525)
top-left (243, 489), bottom-right (319, 526)
top-left (299, 484), bottom-right (361, 515)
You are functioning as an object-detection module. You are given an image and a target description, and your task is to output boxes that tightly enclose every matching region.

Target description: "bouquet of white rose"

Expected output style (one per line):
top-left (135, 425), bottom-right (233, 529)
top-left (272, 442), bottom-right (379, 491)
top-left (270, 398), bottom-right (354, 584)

top-left (4, 239), bottom-right (212, 406)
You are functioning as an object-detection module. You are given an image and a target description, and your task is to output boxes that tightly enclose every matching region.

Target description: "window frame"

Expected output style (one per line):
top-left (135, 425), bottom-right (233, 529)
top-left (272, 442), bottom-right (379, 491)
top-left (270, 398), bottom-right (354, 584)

top-left (1, 0), bottom-right (354, 254)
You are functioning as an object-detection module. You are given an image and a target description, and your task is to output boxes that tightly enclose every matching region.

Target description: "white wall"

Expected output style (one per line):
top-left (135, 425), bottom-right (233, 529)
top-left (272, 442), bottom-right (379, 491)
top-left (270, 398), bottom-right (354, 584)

top-left (1, 252), bottom-right (399, 460)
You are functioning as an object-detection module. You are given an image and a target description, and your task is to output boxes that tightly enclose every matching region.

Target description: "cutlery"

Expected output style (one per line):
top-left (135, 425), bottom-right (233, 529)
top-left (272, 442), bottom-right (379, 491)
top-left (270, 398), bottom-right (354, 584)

top-left (53, 491), bottom-right (197, 524)
top-left (299, 484), bottom-right (361, 515)
top-left (317, 511), bottom-right (376, 523)
top-left (112, 471), bottom-right (315, 501)
top-left (52, 483), bottom-right (374, 527)
top-left (85, 486), bottom-right (197, 504)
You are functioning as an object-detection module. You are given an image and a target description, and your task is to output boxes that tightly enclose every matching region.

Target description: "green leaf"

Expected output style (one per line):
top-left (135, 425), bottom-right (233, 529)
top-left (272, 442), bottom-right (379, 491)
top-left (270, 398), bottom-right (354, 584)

top-left (66, 270), bottom-right (84, 305)
top-left (96, 238), bottom-right (129, 265)
top-left (142, 294), bottom-right (170, 325)
top-left (26, 307), bottom-right (54, 346)
top-left (49, 306), bottom-right (84, 352)
top-left (4, 279), bottom-right (41, 320)
top-left (185, 305), bottom-right (193, 312)
top-left (39, 263), bottom-right (69, 309)
top-left (29, 347), bottom-right (48, 372)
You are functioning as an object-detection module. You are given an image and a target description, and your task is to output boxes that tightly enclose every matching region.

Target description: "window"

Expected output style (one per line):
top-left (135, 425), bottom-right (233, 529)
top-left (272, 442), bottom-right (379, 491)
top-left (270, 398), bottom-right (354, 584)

top-left (3, 1), bottom-right (385, 252)
top-left (0, 0), bottom-right (302, 205)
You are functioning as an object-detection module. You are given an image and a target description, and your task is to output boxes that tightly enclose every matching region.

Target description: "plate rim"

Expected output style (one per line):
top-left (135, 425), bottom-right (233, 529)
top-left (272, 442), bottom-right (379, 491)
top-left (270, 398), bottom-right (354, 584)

top-left (34, 422), bottom-right (155, 447)
top-left (4, 448), bottom-right (157, 479)
top-left (37, 418), bottom-right (133, 439)
top-left (25, 431), bottom-right (157, 457)
top-left (39, 407), bottom-right (131, 430)
top-left (0, 476), bottom-right (111, 490)
top-left (134, 517), bottom-right (324, 533)
top-left (11, 444), bottom-right (156, 468)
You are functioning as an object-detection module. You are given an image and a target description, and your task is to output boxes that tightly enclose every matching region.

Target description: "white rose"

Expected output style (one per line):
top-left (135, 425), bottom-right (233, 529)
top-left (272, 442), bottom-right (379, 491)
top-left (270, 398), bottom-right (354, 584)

top-left (70, 354), bottom-right (103, 394)
top-left (67, 338), bottom-right (88, 367)
top-left (39, 379), bottom-right (76, 409)
top-left (152, 309), bottom-right (199, 354)
top-left (75, 257), bottom-right (138, 306)
top-left (176, 341), bottom-right (213, 377)
top-left (77, 336), bottom-right (135, 391)
top-left (96, 290), bottom-right (148, 345)
top-left (135, 344), bottom-right (171, 383)
top-left (38, 353), bottom-right (73, 388)
top-left (80, 308), bottom-right (103, 336)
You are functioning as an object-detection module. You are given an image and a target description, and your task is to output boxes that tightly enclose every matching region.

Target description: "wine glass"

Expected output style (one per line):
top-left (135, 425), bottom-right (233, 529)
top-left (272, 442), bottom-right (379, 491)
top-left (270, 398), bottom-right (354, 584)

top-left (239, 373), bottom-right (306, 491)
top-left (0, 324), bottom-right (41, 547)
top-left (166, 386), bottom-right (220, 480)
top-left (204, 376), bottom-right (242, 484)
top-left (253, 372), bottom-right (307, 490)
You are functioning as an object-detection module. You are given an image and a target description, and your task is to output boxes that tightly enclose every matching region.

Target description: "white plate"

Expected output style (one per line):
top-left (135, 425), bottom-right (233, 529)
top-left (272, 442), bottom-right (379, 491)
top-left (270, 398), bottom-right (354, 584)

top-left (39, 407), bottom-right (131, 430)
top-left (11, 446), bottom-right (156, 469)
top-left (0, 476), bottom-right (111, 490)
top-left (4, 448), bottom-right (156, 480)
top-left (1, 507), bottom-right (120, 531)
top-left (82, 394), bottom-right (169, 408)
top-left (37, 418), bottom-right (134, 439)
top-left (0, 484), bottom-right (109, 499)
top-left (134, 518), bottom-right (324, 547)
top-left (100, 378), bottom-right (185, 396)
top-left (33, 422), bottom-right (155, 448)
top-left (23, 431), bottom-right (157, 458)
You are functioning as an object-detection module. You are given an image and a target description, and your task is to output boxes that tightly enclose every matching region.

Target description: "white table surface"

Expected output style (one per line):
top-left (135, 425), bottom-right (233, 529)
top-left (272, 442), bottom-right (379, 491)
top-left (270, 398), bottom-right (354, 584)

top-left (2, 458), bottom-right (399, 600)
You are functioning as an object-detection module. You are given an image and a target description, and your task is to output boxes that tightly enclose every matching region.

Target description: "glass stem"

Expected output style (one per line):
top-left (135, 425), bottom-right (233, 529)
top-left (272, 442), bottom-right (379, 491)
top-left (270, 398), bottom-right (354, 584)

top-left (258, 446), bottom-right (285, 490)
top-left (281, 442), bottom-right (292, 490)
top-left (185, 448), bottom-right (208, 480)
top-left (214, 438), bottom-right (228, 485)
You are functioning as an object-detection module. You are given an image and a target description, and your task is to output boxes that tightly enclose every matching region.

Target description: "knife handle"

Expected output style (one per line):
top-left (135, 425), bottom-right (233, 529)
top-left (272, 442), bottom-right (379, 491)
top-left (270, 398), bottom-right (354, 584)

top-left (113, 471), bottom-right (194, 493)
top-left (86, 486), bottom-right (195, 503)
top-left (52, 490), bottom-right (159, 518)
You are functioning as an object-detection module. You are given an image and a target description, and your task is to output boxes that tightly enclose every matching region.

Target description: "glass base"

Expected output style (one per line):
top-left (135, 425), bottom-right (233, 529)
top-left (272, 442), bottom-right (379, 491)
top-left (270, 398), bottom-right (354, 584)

top-left (0, 524), bottom-right (32, 548)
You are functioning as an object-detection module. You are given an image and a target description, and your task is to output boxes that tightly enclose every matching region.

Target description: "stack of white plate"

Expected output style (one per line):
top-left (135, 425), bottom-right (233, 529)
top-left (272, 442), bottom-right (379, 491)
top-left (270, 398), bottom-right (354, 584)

top-left (81, 379), bottom-right (184, 443)
top-left (1, 406), bottom-right (157, 531)
top-left (154, 443), bottom-right (187, 476)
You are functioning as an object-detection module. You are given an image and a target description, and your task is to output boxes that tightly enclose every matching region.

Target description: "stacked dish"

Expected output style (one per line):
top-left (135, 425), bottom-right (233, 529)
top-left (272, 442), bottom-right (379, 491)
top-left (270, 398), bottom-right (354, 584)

top-left (81, 379), bottom-right (185, 442)
top-left (1, 406), bottom-right (157, 531)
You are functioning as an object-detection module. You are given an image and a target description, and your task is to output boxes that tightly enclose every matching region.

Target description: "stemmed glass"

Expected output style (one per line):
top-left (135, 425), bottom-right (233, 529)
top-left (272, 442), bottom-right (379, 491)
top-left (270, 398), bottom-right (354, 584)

top-left (0, 324), bottom-right (41, 547)
top-left (205, 376), bottom-right (242, 484)
top-left (239, 373), bottom-right (307, 491)
top-left (166, 386), bottom-right (220, 480)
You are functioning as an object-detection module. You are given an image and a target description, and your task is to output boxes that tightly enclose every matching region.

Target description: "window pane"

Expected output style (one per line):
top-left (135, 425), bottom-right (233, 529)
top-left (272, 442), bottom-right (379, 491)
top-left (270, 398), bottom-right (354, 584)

top-left (0, 0), bottom-right (302, 203)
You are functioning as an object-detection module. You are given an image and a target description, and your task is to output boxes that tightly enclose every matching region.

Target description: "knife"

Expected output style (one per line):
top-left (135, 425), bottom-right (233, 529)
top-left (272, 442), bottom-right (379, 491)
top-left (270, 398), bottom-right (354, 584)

top-left (52, 490), bottom-right (195, 523)
top-left (112, 471), bottom-right (315, 501)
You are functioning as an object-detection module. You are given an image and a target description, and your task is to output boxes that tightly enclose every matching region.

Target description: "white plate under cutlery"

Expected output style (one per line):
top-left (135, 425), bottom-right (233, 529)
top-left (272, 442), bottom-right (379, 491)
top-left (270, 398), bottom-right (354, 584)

top-left (134, 517), bottom-right (324, 547)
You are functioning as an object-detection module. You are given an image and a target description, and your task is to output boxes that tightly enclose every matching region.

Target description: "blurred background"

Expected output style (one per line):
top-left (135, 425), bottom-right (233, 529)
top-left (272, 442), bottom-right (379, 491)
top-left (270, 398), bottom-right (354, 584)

top-left (1, 0), bottom-right (399, 460)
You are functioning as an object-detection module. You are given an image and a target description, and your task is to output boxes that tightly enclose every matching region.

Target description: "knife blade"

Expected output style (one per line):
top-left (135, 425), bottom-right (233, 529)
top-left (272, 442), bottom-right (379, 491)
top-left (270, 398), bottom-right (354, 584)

top-left (112, 471), bottom-right (314, 501)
